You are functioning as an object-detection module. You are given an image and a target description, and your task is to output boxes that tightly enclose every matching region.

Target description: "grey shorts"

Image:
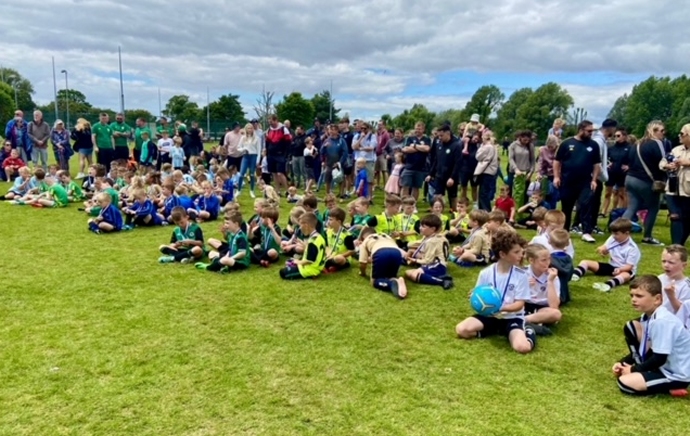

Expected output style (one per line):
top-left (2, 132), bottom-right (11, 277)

top-left (401, 169), bottom-right (426, 189)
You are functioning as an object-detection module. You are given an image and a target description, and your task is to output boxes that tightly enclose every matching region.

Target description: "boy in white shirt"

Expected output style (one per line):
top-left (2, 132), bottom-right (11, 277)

top-left (530, 210), bottom-right (575, 258)
top-left (524, 243), bottom-right (562, 336)
top-left (571, 218), bottom-right (641, 293)
top-left (157, 130), bottom-right (174, 169)
top-left (658, 245), bottom-right (690, 314)
top-left (614, 275), bottom-right (690, 396)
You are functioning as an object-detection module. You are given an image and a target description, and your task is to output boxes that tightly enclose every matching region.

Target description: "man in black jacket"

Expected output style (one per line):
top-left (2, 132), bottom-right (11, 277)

top-left (290, 125), bottom-right (307, 189)
top-left (427, 124), bottom-right (462, 210)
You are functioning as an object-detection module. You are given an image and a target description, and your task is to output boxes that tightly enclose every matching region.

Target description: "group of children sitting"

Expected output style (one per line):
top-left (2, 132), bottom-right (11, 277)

top-left (3, 158), bottom-right (690, 398)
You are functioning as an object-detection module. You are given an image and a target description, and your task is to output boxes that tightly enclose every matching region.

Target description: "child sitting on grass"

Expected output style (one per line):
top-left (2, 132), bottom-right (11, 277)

top-left (281, 206), bottom-right (306, 257)
top-left (123, 188), bottom-right (162, 228)
top-left (324, 207), bottom-right (356, 273)
top-left (450, 209), bottom-right (491, 267)
top-left (367, 194), bottom-right (401, 237)
top-left (197, 212), bottom-right (251, 273)
top-left (8, 168), bottom-right (47, 205)
top-left (279, 212), bottom-right (327, 280)
top-left (158, 206), bottom-right (205, 264)
top-left (494, 185), bottom-right (516, 226)
top-left (448, 198), bottom-right (471, 242)
top-left (88, 192), bottom-right (123, 234)
top-left (188, 181), bottom-right (220, 223)
top-left (2, 166), bottom-right (34, 201)
top-left (658, 245), bottom-right (690, 314)
top-left (214, 167), bottom-right (235, 206)
top-left (524, 243), bottom-right (562, 336)
top-left (530, 209), bottom-right (575, 258)
top-left (455, 230), bottom-right (537, 354)
top-left (2, 148), bottom-right (25, 181)
top-left (548, 228), bottom-right (574, 304)
top-left (23, 176), bottom-right (69, 208)
top-left (258, 178), bottom-right (280, 206)
top-left (404, 214), bottom-right (453, 290)
top-left (393, 196), bottom-right (419, 249)
top-left (58, 170), bottom-right (84, 202)
top-left (515, 192), bottom-right (547, 229)
top-left (358, 227), bottom-right (407, 299)
top-left (251, 206), bottom-right (282, 267)
top-left (571, 218), bottom-right (640, 293)
top-left (349, 197), bottom-right (372, 239)
top-left (613, 275), bottom-right (690, 397)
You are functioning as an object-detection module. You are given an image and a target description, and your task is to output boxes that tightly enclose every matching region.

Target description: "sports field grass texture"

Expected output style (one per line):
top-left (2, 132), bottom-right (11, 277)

top-left (2, 171), bottom-right (690, 435)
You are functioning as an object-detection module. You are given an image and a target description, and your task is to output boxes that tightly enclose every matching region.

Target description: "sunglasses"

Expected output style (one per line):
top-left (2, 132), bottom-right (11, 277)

top-left (584, 129), bottom-right (594, 133)
top-left (614, 134), bottom-right (623, 138)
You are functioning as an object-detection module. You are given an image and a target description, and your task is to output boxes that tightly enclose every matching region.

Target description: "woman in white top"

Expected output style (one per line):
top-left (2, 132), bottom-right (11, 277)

top-left (660, 123), bottom-right (690, 245)
top-left (237, 123), bottom-right (261, 198)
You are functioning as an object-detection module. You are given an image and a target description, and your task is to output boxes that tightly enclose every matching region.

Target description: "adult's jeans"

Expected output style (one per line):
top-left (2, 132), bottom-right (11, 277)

top-left (239, 154), bottom-right (258, 192)
top-left (477, 173), bottom-right (497, 211)
top-left (665, 194), bottom-right (690, 245)
top-left (560, 180), bottom-right (595, 233)
top-left (623, 175), bottom-right (660, 239)
top-left (32, 148), bottom-right (48, 170)
top-left (291, 156), bottom-right (305, 189)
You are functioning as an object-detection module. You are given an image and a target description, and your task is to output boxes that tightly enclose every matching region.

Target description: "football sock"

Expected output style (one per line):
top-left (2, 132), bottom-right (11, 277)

top-left (418, 273), bottom-right (443, 286)
top-left (573, 266), bottom-right (586, 278)
top-left (160, 247), bottom-right (176, 256)
top-left (206, 258), bottom-right (223, 272)
top-left (373, 278), bottom-right (395, 292)
top-left (88, 222), bottom-right (99, 232)
top-left (606, 277), bottom-right (624, 289)
top-left (524, 325), bottom-right (537, 350)
top-left (173, 250), bottom-right (192, 262)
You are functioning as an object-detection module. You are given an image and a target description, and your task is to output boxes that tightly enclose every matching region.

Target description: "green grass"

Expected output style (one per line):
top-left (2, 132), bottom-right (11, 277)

top-left (2, 160), bottom-right (690, 435)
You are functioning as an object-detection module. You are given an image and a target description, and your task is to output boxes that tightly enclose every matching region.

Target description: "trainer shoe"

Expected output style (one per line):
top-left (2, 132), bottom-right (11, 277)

top-left (194, 262), bottom-right (209, 270)
top-left (570, 274), bottom-right (581, 282)
top-left (570, 225), bottom-right (582, 235)
top-left (76, 172), bottom-right (85, 179)
top-left (582, 233), bottom-right (596, 243)
top-left (122, 225), bottom-right (133, 231)
top-left (593, 227), bottom-right (605, 235)
top-left (641, 238), bottom-right (664, 246)
top-left (526, 322), bottom-right (553, 336)
top-left (250, 191), bottom-right (255, 199)
top-left (442, 278), bottom-right (454, 290)
top-left (158, 256), bottom-right (175, 264)
top-left (593, 282), bottom-right (612, 293)
top-left (180, 257), bottom-right (193, 264)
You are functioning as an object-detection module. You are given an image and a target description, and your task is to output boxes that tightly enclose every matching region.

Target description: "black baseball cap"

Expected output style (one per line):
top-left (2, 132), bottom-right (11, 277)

top-left (250, 119), bottom-right (259, 124)
top-left (602, 119), bottom-right (618, 128)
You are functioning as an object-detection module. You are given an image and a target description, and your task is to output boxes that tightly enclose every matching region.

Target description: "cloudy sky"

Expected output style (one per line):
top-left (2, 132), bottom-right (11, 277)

top-left (1, 0), bottom-right (686, 124)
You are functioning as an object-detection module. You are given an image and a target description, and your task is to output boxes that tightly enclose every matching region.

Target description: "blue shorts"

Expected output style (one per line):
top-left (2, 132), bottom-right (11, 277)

top-left (372, 247), bottom-right (403, 279)
top-left (422, 262), bottom-right (447, 278)
top-left (79, 148), bottom-right (93, 156)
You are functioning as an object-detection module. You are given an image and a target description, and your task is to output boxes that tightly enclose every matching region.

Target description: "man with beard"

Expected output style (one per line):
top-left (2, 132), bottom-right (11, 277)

top-left (401, 121), bottom-right (431, 202)
top-left (553, 120), bottom-right (602, 242)
top-left (111, 113), bottom-right (133, 161)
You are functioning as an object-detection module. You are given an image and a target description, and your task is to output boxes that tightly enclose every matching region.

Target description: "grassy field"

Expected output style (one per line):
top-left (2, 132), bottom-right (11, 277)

top-left (1, 159), bottom-right (690, 435)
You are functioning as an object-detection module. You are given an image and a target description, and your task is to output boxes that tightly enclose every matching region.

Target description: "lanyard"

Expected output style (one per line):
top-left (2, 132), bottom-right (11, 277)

top-left (329, 227), bottom-right (343, 252)
top-left (641, 316), bottom-right (651, 361)
top-left (228, 231), bottom-right (237, 254)
top-left (493, 264), bottom-right (515, 304)
top-left (263, 227), bottom-right (272, 251)
top-left (531, 272), bottom-right (546, 286)
top-left (385, 214), bottom-right (393, 234)
top-left (403, 215), bottom-right (414, 232)
top-left (607, 238), bottom-right (629, 252)
top-left (412, 236), bottom-right (429, 258)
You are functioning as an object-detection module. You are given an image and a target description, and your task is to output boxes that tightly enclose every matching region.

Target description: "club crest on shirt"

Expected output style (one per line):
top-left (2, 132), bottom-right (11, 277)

top-left (586, 147), bottom-right (592, 152)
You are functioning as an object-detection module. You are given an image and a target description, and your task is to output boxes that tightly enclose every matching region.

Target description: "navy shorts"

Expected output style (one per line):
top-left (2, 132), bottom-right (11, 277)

top-left (372, 247), bottom-right (403, 279)
top-left (639, 371), bottom-right (690, 395)
top-left (459, 168), bottom-right (478, 188)
top-left (267, 155), bottom-right (287, 174)
top-left (524, 302), bottom-right (548, 315)
top-left (472, 315), bottom-right (525, 337)
top-left (421, 262), bottom-right (447, 278)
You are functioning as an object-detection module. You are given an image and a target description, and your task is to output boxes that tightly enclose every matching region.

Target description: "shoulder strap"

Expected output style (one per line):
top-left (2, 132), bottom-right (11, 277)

top-left (636, 143), bottom-right (655, 180)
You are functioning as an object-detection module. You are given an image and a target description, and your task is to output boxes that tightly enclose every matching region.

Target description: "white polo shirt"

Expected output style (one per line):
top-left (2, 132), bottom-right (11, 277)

top-left (642, 306), bottom-right (690, 382)
top-left (476, 264), bottom-right (530, 319)
top-left (659, 274), bottom-right (690, 314)
top-left (604, 236), bottom-right (641, 274)
top-left (526, 266), bottom-right (561, 306)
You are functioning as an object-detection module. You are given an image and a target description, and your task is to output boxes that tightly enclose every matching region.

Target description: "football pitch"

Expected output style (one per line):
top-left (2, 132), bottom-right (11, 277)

top-left (1, 170), bottom-right (690, 435)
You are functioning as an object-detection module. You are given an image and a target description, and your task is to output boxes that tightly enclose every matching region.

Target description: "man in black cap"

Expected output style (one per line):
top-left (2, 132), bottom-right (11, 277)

top-left (427, 124), bottom-right (462, 210)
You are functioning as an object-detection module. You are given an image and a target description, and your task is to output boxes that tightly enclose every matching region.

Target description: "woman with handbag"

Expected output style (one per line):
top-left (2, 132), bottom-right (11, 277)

top-left (660, 123), bottom-right (690, 245)
top-left (50, 119), bottom-right (72, 172)
top-left (622, 120), bottom-right (667, 245)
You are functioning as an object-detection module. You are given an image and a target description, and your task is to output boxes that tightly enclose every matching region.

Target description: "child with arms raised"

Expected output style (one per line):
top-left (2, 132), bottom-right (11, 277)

top-left (455, 230), bottom-right (537, 354)
top-left (572, 218), bottom-right (640, 293)
top-left (404, 214), bottom-right (454, 290)
top-left (279, 212), bottom-right (327, 280)
top-left (159, 206), bottom-right (205, 264)
top-left (613, 275), bottom-right (690, 396)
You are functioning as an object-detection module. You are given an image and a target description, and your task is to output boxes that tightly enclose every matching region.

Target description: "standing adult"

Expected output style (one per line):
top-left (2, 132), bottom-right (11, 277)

top-left (111, 113), bottom-right (133, 161)
top-left (602, 127), bottom-right (632, 216)
top-left (474, 131), bottom-right (500, 211)
top-left (539, 134), bottom-right (560, 207)
top-left (189, 121), bottom-right (204, 159)
top-left (237, 122), bottom-right (261, 197)
top-left (71, 118), bottom-right (93, 178)
top-left (459, 132), bottom-right (480, 204)
top-left (427, 125), bottom-right (462, 210)
top-left (321, 124), bottom-right (348, 196)
top-left (661, 124), bottom-right (690, 245)
top-left (50, 119), bottom-right (72, 171)
top-left (352, 121), bottom-right (377, 200)
top-left (507, 130), bottom-right (536, 212)
top-left (134, 118), bottom-right (152, 163)
top-left (290, 125), bottom-right (307, 189)
top-left (386, 128), bottom-right (405, 173)
top-left (375, 120), bottom-right (390, 190)
top-left (589, 119), bottom-right (617, 228)
top-left (622, 121), bottom-right (667, 245)
top-left (553, 120), bottom-right (601, 243)
top-left (156, 117), bottom-right (175, 139)
top-left (92, 112), bottom-right (115, 170)
top-left (401, 121), bottom-right (431, 202)
top-left (27, 110), bottom-right (51, 170)
top-left (223, 122), bottom-right (243, 170)
top-left (264, 114), bottom-right (292, 193)
top-left (339, 118), bottom-right (354, 197)
top-left (5, 110), bottom-right (31, 163)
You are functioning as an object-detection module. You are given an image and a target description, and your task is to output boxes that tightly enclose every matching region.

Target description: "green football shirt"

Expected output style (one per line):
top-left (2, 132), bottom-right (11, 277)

top-left (49, 184), bottom-right (69, 207)
top-left (110, 122), bottom-right (132, 148)
top-left (92, 122), bottom-right (114, 149)
top-left (135, 127), bottom-right (152, 150)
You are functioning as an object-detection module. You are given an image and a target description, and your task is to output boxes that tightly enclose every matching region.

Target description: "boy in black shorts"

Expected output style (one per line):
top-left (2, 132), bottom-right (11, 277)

top-left (196, 212), bottom-right (250, 273)
top-left (613, 275), bottom-right (690, 396)
top-left (158, 206), bottom-right (205, 263)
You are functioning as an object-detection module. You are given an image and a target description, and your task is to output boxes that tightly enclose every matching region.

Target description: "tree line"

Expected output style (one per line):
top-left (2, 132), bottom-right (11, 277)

top-left (2, 66), bottom-right (689, 139)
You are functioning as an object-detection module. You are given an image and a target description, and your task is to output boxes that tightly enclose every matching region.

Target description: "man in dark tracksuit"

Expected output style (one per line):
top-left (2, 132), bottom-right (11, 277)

top-left (428, 124), bottom-right (462, 210)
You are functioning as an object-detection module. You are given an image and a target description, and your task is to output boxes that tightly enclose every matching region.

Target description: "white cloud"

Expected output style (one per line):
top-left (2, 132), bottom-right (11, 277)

top-left (0, 0), bottom-right (686, 123)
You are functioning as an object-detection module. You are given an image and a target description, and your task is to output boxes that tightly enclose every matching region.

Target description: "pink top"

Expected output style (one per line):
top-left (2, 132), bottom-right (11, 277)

top-left (539, 146), bottom-right (556, 177)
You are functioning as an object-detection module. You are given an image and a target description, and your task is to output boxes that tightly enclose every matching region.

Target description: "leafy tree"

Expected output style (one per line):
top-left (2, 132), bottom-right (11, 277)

top-left (275, 92), bottom-right (315, 129)
top-left (607, 94), bottom-right (629, 125)
top-left (380, 114), bottom-right (393, 127)
top-left (463, 85), bottom-right (505, 124)
top-left (163, 95), bottom-right (201, 123)
top-left (432, 109), bottom-right (465, 132)
top-left (0, 67), bottom-right (35, 112)
top-left (311, 90), bottom-right (340, 123)
top-left (0, 83), bottom-right (14, 125)
top-left (674, 97), bottom-right (690, 132)
top-left (204, 94), bottom-right (246, 125)
top-left (622, 77), bottom-right (674, 136)
top-left (392, 104), bottom-right (436, 134)
top-left (494, 88), bottom-right (534, 138)
top-left (125, 109), bottom-right (155, 123)
top-left (514, 82), bottom-right (573, 137)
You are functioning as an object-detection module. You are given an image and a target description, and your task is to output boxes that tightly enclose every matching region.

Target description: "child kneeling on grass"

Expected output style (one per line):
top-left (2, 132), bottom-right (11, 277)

top-left (358, 228), bottom-right (407, 299)
top-left (88, 192), bottom-right (123, 234)
top-left (404, 214), bottom-right (454, 290)
top-left (571, 218), bottom-right (640, 293)
top-left (159, 206), bottom-right (205, 264)
top-left (196, 212), bottom-right (250, 273)
top-left (613, 275), bottom-right (690, 396)
top-left (279, 212), bottom-right (326, 280)
top-left (455, 230), bottom-right (537, 354)
top-left (524, 243), bottom-right (562, 336)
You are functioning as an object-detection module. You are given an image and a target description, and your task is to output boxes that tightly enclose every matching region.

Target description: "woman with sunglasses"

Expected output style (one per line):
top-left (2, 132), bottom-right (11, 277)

top-left (622, 121), bottom-right (667, 245)
top-left (660, 124), bottom-right (690, 245)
